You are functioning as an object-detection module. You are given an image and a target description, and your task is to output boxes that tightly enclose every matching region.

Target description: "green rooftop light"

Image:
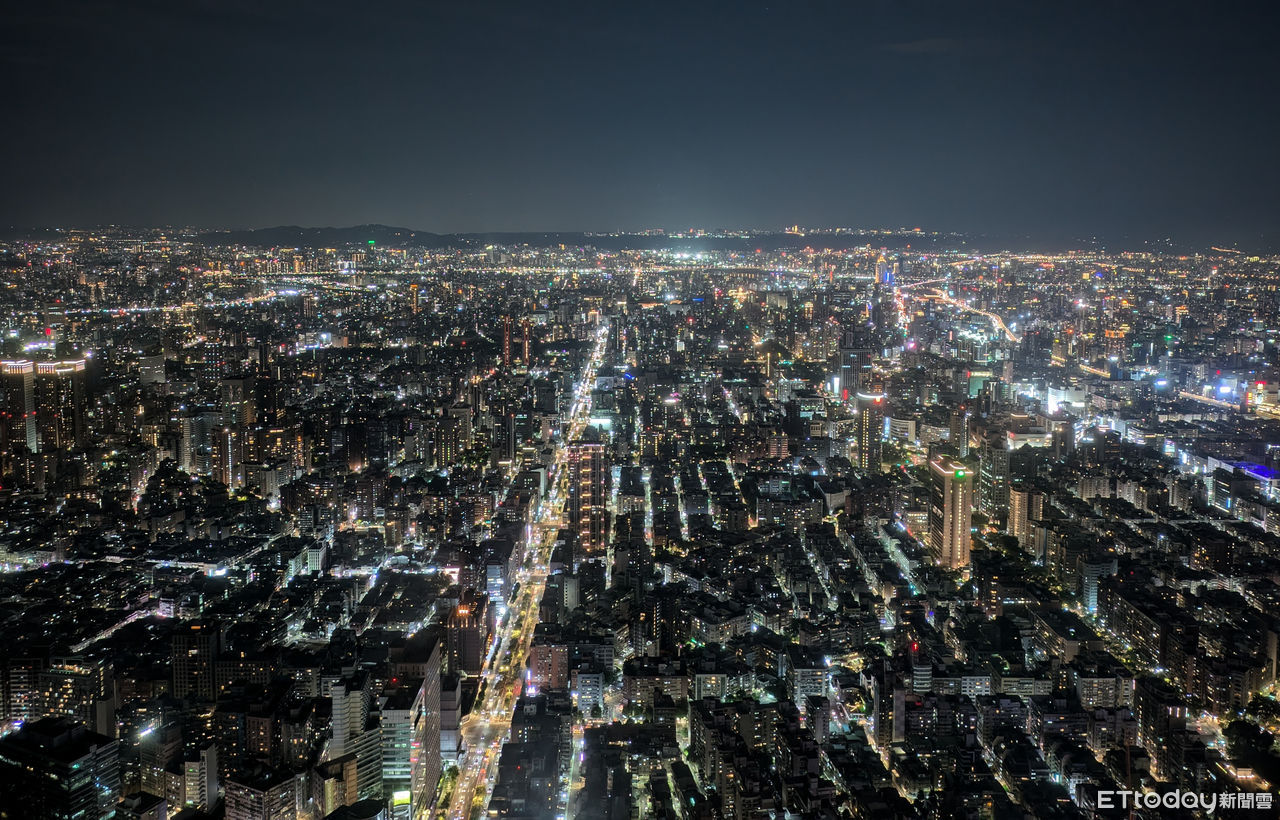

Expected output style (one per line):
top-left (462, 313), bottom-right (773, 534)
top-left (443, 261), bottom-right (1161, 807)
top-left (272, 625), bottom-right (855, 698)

top-left (368, 239), bottom-right (376, 245)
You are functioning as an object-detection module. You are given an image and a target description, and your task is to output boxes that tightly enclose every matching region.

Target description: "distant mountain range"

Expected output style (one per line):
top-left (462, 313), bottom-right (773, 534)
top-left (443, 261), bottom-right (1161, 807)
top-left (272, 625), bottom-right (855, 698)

top-left (1, 223), bottom-right (1233, 254)
top-left (198, 224), bottom-right (443, 248)
top-left (194, 224), bottom-right (1084, 254)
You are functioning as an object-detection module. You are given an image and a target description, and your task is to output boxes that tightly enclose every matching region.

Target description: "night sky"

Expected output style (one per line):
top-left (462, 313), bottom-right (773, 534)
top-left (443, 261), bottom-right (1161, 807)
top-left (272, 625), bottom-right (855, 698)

top-left (3, 1), bottom-right (1278, 246)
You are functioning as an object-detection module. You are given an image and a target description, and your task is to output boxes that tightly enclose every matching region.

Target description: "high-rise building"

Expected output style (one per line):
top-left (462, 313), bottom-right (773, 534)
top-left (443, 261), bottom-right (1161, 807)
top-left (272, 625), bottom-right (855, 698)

top-left (928, 455), bottom-right (973, 570)
top-left (220, 375), bottom-right (256, 428)
top-left (381, 671), bottom-right (441, 820)
top-left (502, 316), bottom-right (513, 369)
top-left (408, 283), bottom-right (420, 315)
top-left (1081, 557), bottom-right (1117, 615)
top-left (1134, 676), bottom-right (1186, 781)
top-left (0, 717), bottom-right (121, 820)
top-left (949, 405), bottom-right (970, 457)
top-left (445, 591), bottom-right (490, 675)
top-left (1007, 482), bottom-right (1043, 547)
top-left (875, 254), bottom-right (896, 286)
top-left (224, 766), bottom-right (300, 820)
top-left (4, 656), bottom-right (45, 726)
top-left (566, 440), bottom-right (609, 561)
top-left (1, 360), bottom-right (37, 453)
top-left (521, 318), bottom-right (532, 364)
top-left (854, 391), bottom-right (885, 473)
top-left (171, 622), bottom-right (221, 701)
top-left (212, 426), bottom-right (243, 488)
top-left (169, 744), bottom-right (219, 812)
top-left (977, 440), bottom-right (1010, 517)
top-left (140, 722), bottom-right (183, 799)
top-left (34, 360), bottom-right (87, 451)
top-left (312, 754), bottom-right (359, 818)
top-left (327, 674), bottom-right (370, 760)
top-left (37, 655), bottom-right (114, 735)
top-left (431, 415), bottom-right (463, 468)
top-left (836, 331), bottom-right (872, 401)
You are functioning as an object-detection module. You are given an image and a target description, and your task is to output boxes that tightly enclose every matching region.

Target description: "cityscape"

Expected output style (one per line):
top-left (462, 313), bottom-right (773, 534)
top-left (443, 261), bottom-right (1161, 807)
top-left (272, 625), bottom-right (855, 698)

top-left (4, 2), bottom-right (1280, 819)
top-left (0, 226), bottom-right (1279, 820)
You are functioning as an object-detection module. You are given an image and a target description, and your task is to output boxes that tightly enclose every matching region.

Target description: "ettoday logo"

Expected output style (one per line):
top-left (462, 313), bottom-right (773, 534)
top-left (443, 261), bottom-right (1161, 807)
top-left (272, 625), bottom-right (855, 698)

top-left (1095, 790), bottom-right (1273, 813)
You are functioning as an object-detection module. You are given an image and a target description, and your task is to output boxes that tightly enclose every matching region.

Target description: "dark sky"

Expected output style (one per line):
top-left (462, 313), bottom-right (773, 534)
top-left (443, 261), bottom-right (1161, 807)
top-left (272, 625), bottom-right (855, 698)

top-left (3, 1), bottom-right (1278, 246)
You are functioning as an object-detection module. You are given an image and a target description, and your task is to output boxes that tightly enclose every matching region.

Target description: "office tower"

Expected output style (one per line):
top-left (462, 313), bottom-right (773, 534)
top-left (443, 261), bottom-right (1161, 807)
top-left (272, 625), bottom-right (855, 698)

top-left (408, 282), bottom-right (420, 315)
top-left (171, 622), bottom-right (221, 701)
top-left (439, 674), bottom-right (463, 762)
top-left (836, 331), bottom-right (872, 401)
top-left (34, 360), bottom-right (87, 451)
top-left (928, 455), bottom-right (973, 569)
top-left (521, 317), bottom-right (532, 364)
top-left (495, 408), bottom-right (518, 465)
top-left (327, 674), bottom-right (370, 760)
top-left (855, 391), bottom-right (885, 473)
top-left (348, 728), bottom-right (384, 803)
top-left (502, 315), bottom-right (513, 369)
top-left (446, 591), bottom-right (490, 675)
top-left (977, 440), bottom-right (1010, 516)
top-left (870, 285), bottom-right (897, 337)
top-left (567, 440), bottom-right (609, 560)
top-left (0, 717), bottom-right (121, 820)
top-left (382, 672), bottom-right (441, 820)
top-left (950, 405), bottom-right (970, 457)
top-left (875, 254), bottom-right (895, 286)
top-left (1, 360), bottom-right (37, 453)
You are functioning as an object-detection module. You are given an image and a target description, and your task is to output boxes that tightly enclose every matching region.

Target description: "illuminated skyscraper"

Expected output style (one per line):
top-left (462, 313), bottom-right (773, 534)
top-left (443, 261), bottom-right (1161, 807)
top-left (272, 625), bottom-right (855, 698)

top-left (837, 330), bottom-right (873, 401)
top-left (35, 359), bottom-right (87, 451)
top-left (1, 360), bottom-right (37, 453)
top-left (875, 254), bottom-right (895, 286)
top-left (950, 405), bottom-right (970, 457)
top-left (219, 375), bottom-right (255, 428)
top-left (567, 439), bottom-right (608, 561)
top-left (502, 316), bottom-right (513, 369)
top-left (977, 439), bottom-right (1010, 516)
top-left (521, 317), bottom-right (532, 364)
top-left (928, 455), bottom-right (973, 570)
top-left (409, 282), bottom-right (420, 315)
top-left (855, 391), bottom-right (885, 473)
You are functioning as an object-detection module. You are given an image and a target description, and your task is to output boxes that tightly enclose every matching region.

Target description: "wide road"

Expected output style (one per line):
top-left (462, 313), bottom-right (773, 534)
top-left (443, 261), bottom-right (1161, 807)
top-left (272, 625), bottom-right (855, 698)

top-left (914, 287), bottom-right (1022, 342)
top-left (435, 320), bottom-right (610, 820)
